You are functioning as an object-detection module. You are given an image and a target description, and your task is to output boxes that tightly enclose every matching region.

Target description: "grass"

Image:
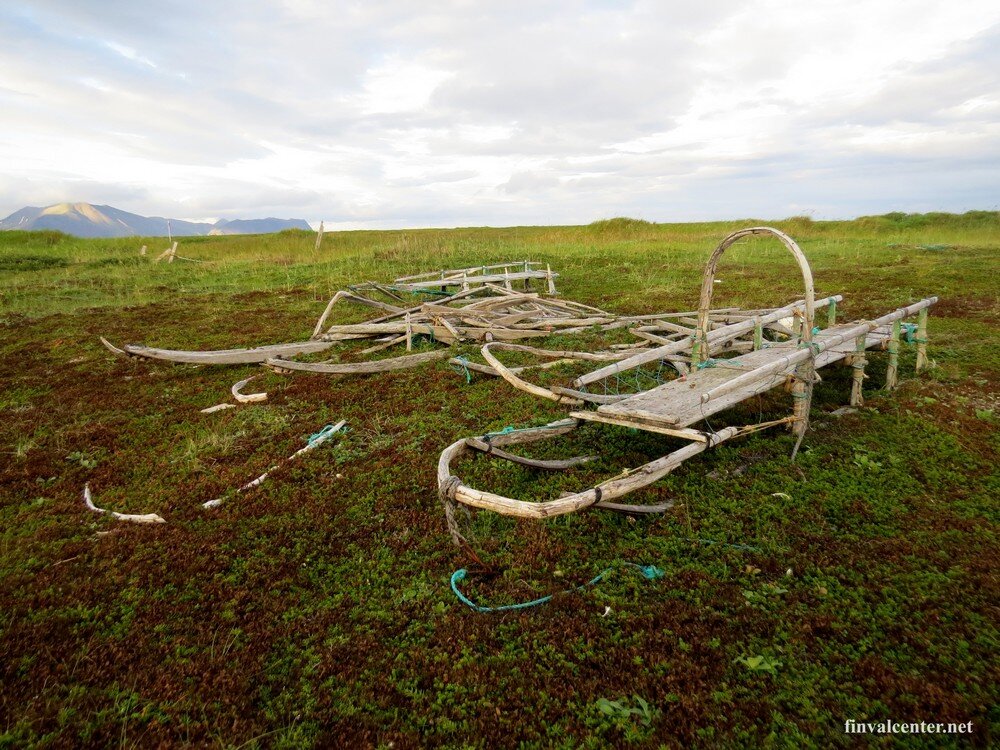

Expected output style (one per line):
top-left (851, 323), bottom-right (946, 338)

top-left (0, 213), bottom-right (997, 748)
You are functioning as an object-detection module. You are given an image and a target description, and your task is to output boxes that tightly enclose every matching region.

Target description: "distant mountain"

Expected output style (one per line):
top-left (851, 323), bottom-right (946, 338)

top-left (209, 217), bottom-right (311, 235)
top-left (0, 202), bottom-right (311, 238)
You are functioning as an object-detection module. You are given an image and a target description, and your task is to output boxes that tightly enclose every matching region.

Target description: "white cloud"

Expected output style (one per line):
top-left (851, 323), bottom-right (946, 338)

top-left (0, 2), bottom-right (998, 226)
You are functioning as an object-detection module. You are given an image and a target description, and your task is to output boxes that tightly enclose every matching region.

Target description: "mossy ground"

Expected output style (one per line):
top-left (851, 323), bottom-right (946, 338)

top-left (1, 214), bottom-right (997, 748)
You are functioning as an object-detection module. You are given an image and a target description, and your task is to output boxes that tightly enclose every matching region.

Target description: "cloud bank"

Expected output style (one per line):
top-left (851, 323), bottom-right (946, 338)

top-left (1, 1), bottom-right (998, 228)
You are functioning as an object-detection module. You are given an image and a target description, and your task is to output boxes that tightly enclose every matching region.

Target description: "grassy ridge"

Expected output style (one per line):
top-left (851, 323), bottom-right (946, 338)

top-left (0, 214), bottom-right (997, 747)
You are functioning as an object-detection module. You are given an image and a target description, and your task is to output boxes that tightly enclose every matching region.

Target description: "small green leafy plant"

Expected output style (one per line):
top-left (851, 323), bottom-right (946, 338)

top-left (65, 451), bottom-right (98, 469)
top-left (595, 695), bottom-right (656, 726)
top-left (735, 654), bottom-right (782, 675)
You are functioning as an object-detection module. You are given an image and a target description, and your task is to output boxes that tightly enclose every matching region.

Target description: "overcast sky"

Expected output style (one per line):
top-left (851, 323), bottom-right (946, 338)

top-left (1, 1), bottom-right (998, 229)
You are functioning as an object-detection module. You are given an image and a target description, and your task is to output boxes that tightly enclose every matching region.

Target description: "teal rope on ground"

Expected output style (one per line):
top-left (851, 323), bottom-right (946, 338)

top-left (451, 356), bottom-right (473, 383)
top-left (307, 423), bottom-right (346, 448)
top-left (451, 562), bottom-right (666, 613)
top-left (483, 422), bottom-right (568, 439)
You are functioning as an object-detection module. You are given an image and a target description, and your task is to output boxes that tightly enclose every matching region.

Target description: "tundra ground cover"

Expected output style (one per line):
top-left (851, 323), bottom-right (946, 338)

top-left (1, 214), bottom-right (997, 747)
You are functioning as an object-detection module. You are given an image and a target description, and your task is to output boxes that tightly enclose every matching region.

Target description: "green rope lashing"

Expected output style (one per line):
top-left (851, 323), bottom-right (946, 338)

top-left (900, 322), bottom-right (919, 344)
top-left (307, 422), bottom-right (347, 448)
top-left (451, 356), bottom-right (473, 383)
top-left (482, 422), bottom-right (568, 439)
top-left (695, 358), bottom-right (719, 370)
top-left (798, 341), bottom-right (822, 355)
top-left (451, 562), bottom-right (666, 613)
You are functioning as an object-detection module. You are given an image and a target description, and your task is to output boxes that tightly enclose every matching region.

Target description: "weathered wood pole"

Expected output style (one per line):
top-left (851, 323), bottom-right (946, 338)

top-left (827, 298), bottom-right (837, 328)
top-left (405, 312), bottom-right (413, 351)
top-left (139, 244), bottom-right (147, 257)
top-left (790, 375), bottom-right (810, 434)
top-left (915, 308), bottom-right (929, 371)
top-left (314, 221), bottom-right (324, 251)
top-left (791, 310), bottom-right (802, 340)
top-left (850, 334), bottom-right (866, 406)
top-left (885, 319), bottom-right (901, 390)
top-left (753, 319), bottom-right (763, 350)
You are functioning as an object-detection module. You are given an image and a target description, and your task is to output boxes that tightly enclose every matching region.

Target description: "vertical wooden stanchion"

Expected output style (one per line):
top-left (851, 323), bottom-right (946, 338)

top-left (546, 264), bottom-right (557, 295)
top-left (405, 313), bottom-right (413, 351)
top-left (168, 241), bottom-right (178, 263)
top-left (314, 221), bottom-right (324, 251)
top-left (827, 299), bottom-right (837, 328)
top-left (885, 320), bottom-right (901, 390)
top-left (753, 319), bottom-right (763, 350)
top-left (850, 335), bottom-right (866, 406)
top-left (790, 374), bottom-right (810, 435)
top-left (522, 260), bottom-right (531, 291)
top-left (139, 244), bottom-right (147, 257)
top-left (915, 308), bottom-right (928, 372)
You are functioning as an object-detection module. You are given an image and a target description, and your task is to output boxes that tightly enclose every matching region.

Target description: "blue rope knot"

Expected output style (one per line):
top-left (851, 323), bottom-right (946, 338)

top-left (900, 322), bottom-right (919, 344)
top-left (451, 356), bottom-right (473, 383)
top-left (307, 422), bottom-right (346, 448)
top-left (695, 358), bottom-right (719, 370)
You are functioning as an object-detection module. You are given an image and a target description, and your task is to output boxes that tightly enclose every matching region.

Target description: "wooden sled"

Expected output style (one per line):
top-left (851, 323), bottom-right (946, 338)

top-left (438, 227), bottom-right (937, 539)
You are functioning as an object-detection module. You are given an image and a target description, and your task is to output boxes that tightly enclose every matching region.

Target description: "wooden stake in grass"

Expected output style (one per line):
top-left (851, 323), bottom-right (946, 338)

top-left (850, 334), bottom-right (866, 407)
top-left (827, 298), bottom-right (837, 328)
top-left (915, 308), bottom-right (929, 372)
top-left (885, 319), bottom-right (901, 390)
top-left (139, 244), bottom-right (147, 257)
top-left (314, 221), bottom-right (324, 251)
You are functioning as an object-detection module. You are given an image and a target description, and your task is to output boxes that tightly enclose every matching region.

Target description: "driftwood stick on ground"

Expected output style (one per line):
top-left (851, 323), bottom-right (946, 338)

top-left (201, 403), bottom-right (236, 414)
top-left (203, 421), bottom-right (347, 509)
top-left (99, 337), bottom-right (129, 357)
top-left (83, 484), bottom-right (166, 524)
top-left (231, 375), bottom-right (267, 403)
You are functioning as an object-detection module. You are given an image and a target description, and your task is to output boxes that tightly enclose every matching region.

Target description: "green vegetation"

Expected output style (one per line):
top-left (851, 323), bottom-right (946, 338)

top-left (0, 213), bottom-right (997, 747)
